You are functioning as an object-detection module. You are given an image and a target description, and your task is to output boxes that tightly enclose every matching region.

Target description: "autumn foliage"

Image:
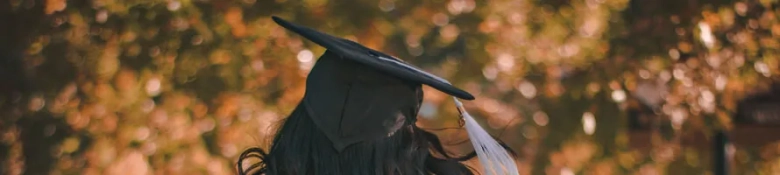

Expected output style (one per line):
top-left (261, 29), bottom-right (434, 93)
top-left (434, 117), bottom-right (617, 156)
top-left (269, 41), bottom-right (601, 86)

top-left (1, 0), bottom-right (780, 174)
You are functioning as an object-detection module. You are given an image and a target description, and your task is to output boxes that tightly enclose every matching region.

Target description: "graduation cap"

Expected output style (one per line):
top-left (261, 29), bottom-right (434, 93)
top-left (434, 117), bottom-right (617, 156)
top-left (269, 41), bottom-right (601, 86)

top-left (272, 16), bottom-right (518, 175)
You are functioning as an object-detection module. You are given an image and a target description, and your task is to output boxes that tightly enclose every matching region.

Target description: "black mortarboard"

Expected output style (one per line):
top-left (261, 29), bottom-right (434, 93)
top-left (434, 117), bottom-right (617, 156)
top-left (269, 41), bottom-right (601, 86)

top-left (272, 16), bottom-right (519, 175)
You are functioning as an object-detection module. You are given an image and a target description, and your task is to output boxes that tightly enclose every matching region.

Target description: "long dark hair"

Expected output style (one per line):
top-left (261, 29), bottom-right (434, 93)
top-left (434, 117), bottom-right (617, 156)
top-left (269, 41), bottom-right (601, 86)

top-left (237, 103), bottom-right (513, 175)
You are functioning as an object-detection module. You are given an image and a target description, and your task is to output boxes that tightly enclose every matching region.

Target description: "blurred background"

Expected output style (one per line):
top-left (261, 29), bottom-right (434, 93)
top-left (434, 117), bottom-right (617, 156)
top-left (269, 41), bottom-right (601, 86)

top-left (2, 0), bottom-right (780, 174)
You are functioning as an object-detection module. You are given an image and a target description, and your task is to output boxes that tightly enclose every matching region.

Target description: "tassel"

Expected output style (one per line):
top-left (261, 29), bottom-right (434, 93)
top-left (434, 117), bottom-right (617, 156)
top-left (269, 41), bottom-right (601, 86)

top-left (453, 98), bottom-right (519, 175)
top-left (373, 55), bottom-right (519, 174)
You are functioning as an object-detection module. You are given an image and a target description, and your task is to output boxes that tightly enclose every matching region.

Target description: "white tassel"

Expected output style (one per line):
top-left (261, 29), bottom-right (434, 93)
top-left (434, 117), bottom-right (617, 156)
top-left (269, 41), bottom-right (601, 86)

top-left (374, 55), bottom-right (519, 174)
top-left (453, 98), bottom-right (519, 175)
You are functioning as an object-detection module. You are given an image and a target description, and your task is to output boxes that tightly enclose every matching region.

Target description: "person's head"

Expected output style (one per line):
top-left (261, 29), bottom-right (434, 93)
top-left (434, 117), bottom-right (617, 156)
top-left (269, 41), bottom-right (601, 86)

top-left (239, 98), bottom-right (482, 175)
top-left (237, 16), bottom-right (518, 175)
top-left (238, 49), bottom-right (480, 175)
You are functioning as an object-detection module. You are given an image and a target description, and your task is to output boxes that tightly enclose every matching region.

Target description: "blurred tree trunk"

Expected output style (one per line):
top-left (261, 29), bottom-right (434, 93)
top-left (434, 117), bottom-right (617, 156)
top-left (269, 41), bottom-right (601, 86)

top-left (0, 1), bottom-right (61, 174)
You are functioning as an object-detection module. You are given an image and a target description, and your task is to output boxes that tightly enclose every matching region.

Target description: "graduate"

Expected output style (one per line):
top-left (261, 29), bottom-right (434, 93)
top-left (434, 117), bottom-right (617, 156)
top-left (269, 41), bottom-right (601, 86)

top-left (237, 16), bottom-right (519, 175)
